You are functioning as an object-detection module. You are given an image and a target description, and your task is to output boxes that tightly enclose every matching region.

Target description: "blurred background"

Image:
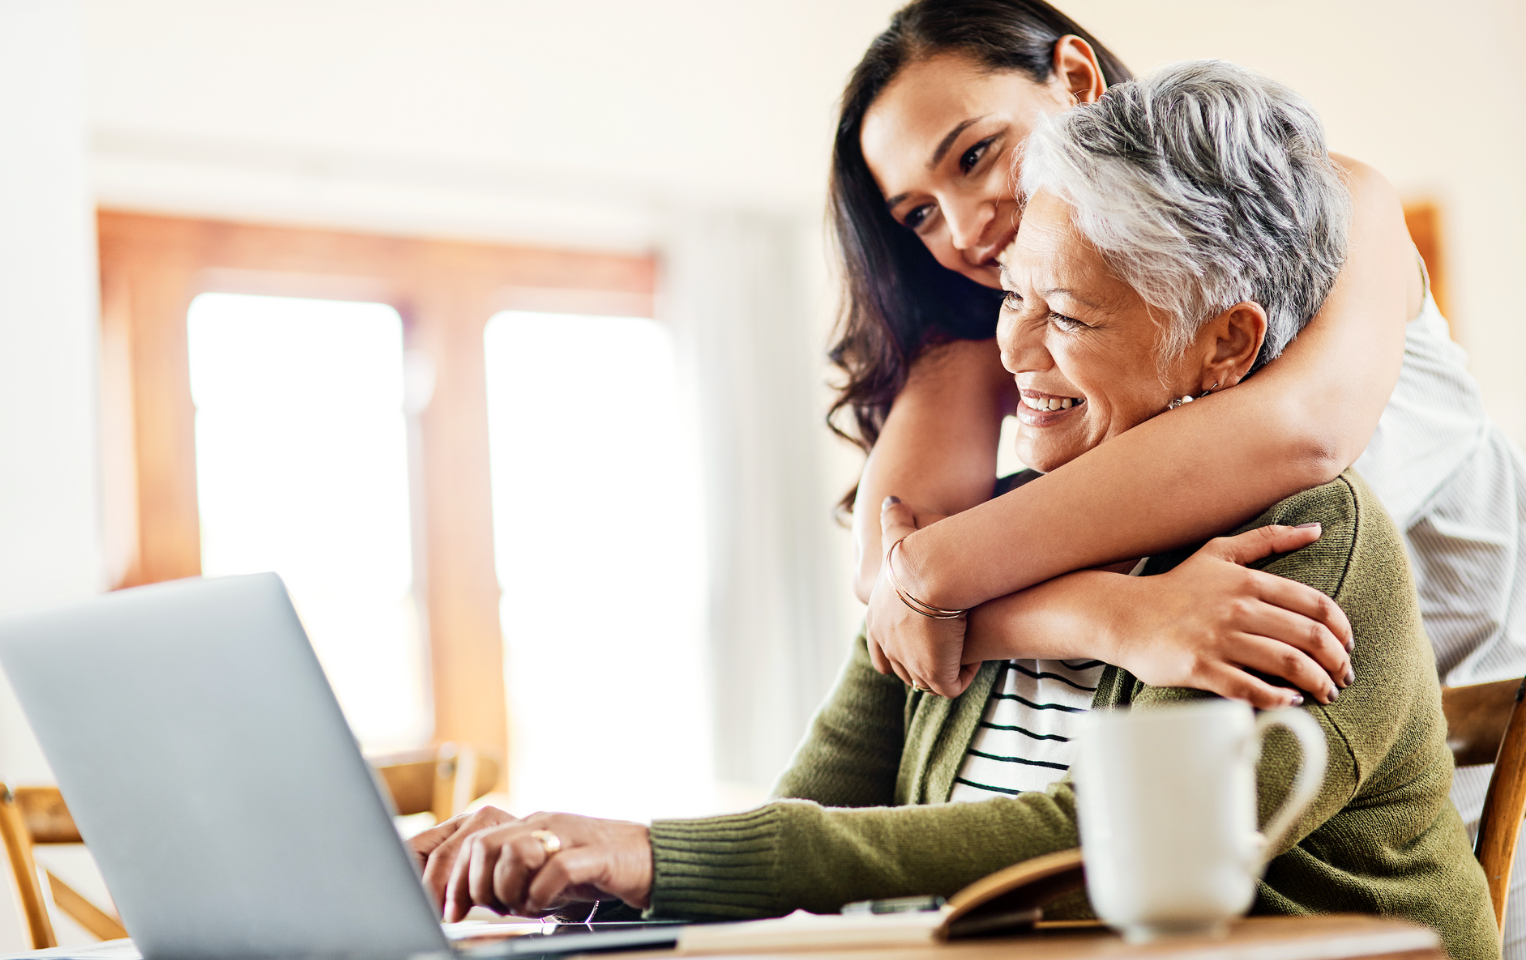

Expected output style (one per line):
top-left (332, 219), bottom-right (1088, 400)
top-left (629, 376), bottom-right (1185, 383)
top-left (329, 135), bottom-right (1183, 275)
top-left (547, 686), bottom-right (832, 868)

top-left (0, 0), bottom-right (1522, 948)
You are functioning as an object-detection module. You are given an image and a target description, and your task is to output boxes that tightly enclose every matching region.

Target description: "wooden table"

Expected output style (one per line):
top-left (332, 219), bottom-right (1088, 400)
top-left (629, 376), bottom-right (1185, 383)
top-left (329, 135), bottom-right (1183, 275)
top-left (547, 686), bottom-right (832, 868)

top-left (0, 915), bottom-right (1445, 960)
top-left (599, 916), bottom-right (1444, 960)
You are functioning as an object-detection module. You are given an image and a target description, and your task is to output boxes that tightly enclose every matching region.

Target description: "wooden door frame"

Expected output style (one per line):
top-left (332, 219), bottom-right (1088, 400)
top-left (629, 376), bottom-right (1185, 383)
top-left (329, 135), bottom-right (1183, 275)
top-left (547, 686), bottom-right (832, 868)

top-left (97, 210), bottom-right (656, 785)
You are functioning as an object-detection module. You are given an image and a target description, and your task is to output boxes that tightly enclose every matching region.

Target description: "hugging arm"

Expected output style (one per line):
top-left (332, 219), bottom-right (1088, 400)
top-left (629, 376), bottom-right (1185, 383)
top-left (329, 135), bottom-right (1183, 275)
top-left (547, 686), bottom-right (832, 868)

top-left (860, 158), bottom-right (1415, 695)
top-left (849, 335), bottom-right (1015, 605)
top-left (961, 524), bottom-right (1355, 707)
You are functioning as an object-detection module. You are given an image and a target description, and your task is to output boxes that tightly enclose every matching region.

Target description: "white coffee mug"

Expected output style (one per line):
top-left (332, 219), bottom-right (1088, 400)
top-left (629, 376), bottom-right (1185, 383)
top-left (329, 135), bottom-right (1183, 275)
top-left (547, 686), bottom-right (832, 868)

top-left (1072, 699), bottom-right (1326, 942)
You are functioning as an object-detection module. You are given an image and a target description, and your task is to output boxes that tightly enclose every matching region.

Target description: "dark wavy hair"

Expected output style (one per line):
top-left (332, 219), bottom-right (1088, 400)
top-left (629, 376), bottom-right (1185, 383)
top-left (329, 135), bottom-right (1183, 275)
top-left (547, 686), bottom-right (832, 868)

top-left (826, 0), bottom-right (1132, 511)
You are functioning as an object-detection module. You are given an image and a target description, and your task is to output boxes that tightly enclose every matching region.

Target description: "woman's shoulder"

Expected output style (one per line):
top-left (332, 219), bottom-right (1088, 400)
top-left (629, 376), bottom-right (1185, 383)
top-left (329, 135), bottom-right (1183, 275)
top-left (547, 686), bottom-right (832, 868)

top-left (1238, 472), bottom-right (1361, 595)
top-left (1142, 472), bottom-right (1394, 599)
top-left (1235, 470), bottom-right (1403, 602)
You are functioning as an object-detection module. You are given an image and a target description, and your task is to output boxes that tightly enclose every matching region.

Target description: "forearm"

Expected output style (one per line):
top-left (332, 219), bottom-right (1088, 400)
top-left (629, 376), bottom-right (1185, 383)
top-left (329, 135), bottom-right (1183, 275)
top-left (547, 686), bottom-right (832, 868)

top-left (647, 789), bottom-right (1079, 920)
top-left (851, 338), bottom-right (1015, 602)
top-left (901, 158), bottom-right (1413, 609)
top-left (962, 571), bottom-right (1127, 664)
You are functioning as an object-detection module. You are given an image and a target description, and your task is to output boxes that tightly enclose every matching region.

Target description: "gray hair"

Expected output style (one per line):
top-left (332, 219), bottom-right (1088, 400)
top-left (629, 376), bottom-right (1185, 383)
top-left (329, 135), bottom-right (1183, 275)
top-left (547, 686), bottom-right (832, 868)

top-left (1019, 60), bottom-right (1351, 369)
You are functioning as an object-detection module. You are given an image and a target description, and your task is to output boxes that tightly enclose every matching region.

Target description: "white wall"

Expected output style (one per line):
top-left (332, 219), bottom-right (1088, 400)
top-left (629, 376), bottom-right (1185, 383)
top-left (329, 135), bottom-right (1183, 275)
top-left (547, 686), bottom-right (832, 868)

top-left (81, 0), bottom-right (903, 249)
top-left (0, 0), bottom-right (106, 948)
top-left (0, 0), bottom-right (103, 782)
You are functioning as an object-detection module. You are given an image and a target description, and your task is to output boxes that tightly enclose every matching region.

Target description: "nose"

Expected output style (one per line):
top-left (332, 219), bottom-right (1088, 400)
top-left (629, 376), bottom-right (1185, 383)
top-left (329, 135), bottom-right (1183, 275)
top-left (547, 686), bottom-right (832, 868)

top-left (998, 308), bottom-right (1047, 375)
top-left (944, 195), bottom-right (997, 264)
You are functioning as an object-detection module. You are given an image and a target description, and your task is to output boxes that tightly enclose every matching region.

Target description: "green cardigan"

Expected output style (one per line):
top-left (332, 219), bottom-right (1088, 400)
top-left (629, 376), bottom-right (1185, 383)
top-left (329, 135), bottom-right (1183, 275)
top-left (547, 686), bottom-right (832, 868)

top-left (646, 472), bottom-right (1499, 960)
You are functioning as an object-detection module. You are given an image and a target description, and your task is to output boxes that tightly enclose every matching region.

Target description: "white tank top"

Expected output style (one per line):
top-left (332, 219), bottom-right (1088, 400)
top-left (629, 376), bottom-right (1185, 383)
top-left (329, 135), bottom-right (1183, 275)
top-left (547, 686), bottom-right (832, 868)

top-left (1353, 286), bottom-right (1526, 689)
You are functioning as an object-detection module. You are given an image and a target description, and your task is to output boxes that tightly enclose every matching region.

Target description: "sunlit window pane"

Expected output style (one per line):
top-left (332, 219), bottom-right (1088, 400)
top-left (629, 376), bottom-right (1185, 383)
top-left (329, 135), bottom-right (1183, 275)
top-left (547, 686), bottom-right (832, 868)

top-left (187, 293), bottom-right (429, 753)
top-left (484, 311), bottom-right (711, 822)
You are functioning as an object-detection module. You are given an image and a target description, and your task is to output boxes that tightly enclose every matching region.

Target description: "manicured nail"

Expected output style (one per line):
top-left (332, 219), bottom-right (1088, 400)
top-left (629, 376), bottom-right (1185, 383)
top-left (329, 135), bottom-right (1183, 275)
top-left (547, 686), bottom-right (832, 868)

top-left (1344, 668), bottom-right (1355, 687)
top-left (1345, 637), bottom-right (1355, 653)
top-left (1290, 694), bottom-right (1304, 707)
top-left (1294, 522), bottom-right (1320, 530)
top-left (883, 496), bottom-right (901, 507)
top-left (1327, 688), bottom-right (1339, 702)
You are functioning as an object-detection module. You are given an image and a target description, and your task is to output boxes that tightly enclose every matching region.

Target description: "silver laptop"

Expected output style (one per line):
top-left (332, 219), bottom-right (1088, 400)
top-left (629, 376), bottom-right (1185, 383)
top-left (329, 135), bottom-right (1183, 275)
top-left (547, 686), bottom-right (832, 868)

top-left (0, 574), bottom-right (678, 960)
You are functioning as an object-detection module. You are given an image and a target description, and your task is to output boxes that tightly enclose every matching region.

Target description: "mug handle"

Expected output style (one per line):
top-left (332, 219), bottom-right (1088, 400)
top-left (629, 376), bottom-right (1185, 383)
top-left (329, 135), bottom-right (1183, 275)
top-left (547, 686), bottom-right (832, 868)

top-left (1253, 708), bottom-right (1329, 861)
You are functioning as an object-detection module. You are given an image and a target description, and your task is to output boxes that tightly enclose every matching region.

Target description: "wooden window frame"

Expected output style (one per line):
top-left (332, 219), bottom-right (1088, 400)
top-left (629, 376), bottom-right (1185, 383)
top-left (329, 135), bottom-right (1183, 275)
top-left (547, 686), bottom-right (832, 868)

top-left (1403, 200), bottom-right (1449, 326)
top-left (97, 210), bottom-right (656, 785)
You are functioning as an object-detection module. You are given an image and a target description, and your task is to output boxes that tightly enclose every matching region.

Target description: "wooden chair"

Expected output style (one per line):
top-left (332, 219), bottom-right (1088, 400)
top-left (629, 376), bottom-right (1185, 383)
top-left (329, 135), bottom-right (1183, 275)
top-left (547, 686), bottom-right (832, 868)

top-left (369, 741), bottom-right (501, 822)
top-left (0, 742), bottom-right (500, 950)
top-left (1442, 677), bottom-right (1526, 933)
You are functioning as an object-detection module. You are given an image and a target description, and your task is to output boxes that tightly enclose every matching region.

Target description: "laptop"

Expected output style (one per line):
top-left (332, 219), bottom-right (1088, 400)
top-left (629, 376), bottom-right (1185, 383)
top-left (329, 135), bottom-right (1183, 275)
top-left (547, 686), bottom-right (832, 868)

top-left (0, 574), bottom-right (681, 960)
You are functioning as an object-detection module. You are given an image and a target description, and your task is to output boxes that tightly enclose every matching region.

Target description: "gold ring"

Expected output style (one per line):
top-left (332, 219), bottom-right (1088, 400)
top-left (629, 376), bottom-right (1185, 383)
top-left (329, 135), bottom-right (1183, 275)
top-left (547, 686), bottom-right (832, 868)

top-left (913, 682), bottom-right (931, 693)
top-left (530, 829), bottom-right (563, 855)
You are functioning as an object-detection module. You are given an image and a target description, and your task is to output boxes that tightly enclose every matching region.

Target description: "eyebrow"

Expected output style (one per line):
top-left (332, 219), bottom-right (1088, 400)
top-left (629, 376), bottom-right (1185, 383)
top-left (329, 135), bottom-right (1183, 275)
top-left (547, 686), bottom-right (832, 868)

top-left (930, 116), bottom-right (984, 169)
top-left (1043, 287), bottom-right (1103, 311)
top-left (883, 116), bottom-right (987, 212)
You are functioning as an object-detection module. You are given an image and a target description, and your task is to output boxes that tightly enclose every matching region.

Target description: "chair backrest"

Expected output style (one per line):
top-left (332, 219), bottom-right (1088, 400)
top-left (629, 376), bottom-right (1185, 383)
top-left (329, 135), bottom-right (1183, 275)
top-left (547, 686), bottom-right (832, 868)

top-left (370, 742), bottom-right (501, 822)
top-left (0, 743), bottom-right (500, 950)
top-left (1442, 676), bottom-right (1526, 933)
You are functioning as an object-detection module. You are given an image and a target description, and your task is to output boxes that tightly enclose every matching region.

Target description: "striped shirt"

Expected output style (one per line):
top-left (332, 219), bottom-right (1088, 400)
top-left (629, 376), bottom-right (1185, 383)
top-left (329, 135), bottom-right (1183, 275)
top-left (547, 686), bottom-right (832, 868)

top-left (948, 558), bottom-right (1147, 802)
top-left (947, 657), bottom-right (1103, 800)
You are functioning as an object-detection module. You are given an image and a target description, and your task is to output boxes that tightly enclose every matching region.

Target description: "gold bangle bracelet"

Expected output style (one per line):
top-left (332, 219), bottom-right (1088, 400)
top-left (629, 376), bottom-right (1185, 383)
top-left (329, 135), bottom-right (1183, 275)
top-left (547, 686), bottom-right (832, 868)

top-left (885, 537), bottom-right (967, 620)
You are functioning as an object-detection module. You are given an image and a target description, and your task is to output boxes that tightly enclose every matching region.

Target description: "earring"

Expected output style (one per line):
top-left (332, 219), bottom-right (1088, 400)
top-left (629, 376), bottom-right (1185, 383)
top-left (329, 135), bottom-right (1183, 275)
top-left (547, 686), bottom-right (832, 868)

top-left (1167, 381), bottom-right (1218, 411)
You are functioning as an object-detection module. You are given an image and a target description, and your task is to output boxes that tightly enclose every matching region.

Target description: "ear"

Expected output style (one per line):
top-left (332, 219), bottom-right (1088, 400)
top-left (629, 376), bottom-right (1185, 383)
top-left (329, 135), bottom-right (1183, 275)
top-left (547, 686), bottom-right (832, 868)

top-left (1052, 36), bottom-right (1107, 105)
top-left (1194, 302), bottom-right (1267, 391)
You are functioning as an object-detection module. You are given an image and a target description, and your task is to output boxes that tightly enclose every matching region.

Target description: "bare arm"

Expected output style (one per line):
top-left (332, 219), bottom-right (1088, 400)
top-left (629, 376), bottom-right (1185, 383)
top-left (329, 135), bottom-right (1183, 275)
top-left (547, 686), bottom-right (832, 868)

top-left (850, 337), bottom-right (1015, 603)
top-left (881, 157), bottom-right (1417, 611)
top-left (960, 525), bottom-right (1354, 707)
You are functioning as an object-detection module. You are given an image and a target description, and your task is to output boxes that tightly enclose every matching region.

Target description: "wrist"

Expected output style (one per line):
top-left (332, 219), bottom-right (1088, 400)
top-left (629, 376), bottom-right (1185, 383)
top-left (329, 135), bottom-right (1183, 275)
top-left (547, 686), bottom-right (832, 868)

top-left (894, 529), bottom-right (955, 611)
top-left (1092, 576), bottom-right (1142, 670)
top-left (620, 823), bottom-right (654, 909)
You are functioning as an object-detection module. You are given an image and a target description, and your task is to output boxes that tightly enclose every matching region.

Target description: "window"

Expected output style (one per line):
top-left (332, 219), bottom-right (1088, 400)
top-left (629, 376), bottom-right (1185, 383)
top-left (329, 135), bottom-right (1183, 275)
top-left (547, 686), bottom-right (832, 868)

top-left (187, 293), bottom-right (428, 752)
top-left (98, 210), bottom-right (658, 780)
top-left (483, 312), bottom-right (712, 821)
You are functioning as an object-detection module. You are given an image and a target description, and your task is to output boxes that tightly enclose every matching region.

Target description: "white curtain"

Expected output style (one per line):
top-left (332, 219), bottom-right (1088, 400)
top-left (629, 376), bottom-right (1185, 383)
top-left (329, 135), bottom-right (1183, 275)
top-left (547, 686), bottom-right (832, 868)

top-left (662, 210), bottom-right (850, 794)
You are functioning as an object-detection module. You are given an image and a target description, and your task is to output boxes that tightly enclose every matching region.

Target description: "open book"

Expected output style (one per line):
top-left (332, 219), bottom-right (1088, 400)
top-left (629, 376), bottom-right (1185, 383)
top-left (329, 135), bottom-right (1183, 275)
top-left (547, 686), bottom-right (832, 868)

top-left (675, 847), bottom-right (1085, 954)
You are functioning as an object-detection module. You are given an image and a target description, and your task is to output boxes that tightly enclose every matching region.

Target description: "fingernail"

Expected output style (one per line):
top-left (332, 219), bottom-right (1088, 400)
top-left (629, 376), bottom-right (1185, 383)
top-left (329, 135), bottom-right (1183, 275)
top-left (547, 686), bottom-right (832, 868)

top-left (1345, 637), bottom-right (1355, 653)
top-left (1344, 668), bottom-right (1355, 686)
top-left (1327, 688), bottom-right (1339, 702)
top-left (1294, 522), bottom-right (1320, 530)
top-left (1290, 694), bottom-right (1304, 707)
top-left (883, 496), bottom-right (901, 507)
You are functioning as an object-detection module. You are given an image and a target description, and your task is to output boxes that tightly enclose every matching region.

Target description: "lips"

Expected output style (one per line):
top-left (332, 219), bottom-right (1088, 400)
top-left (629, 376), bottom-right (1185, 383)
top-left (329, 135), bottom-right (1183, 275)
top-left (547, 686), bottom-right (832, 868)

top-left (1017, 389), bottom-right (1084, 426)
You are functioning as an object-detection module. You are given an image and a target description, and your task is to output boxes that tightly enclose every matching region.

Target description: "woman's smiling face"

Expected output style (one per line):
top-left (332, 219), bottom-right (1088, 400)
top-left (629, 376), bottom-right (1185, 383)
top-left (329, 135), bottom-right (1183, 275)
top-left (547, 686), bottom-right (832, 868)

top-left (997, 191), bottom-right (1202, 473)
top-left (860, 53), bottom-right (1075, 290)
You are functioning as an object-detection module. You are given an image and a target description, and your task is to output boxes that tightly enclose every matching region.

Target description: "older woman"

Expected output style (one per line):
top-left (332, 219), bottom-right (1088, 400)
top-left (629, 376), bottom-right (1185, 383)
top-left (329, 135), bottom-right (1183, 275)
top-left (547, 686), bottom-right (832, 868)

top-left (410, 62), bottom-right (1496, 960)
